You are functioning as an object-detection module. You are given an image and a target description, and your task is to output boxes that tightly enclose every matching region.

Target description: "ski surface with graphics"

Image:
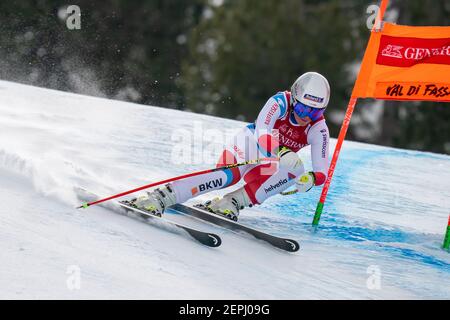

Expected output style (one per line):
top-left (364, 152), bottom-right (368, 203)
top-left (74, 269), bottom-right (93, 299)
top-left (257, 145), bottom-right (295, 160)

top-left (75, 188), bottom-right (222, 248)
top-left (171, 203), bottom-right (300, 252)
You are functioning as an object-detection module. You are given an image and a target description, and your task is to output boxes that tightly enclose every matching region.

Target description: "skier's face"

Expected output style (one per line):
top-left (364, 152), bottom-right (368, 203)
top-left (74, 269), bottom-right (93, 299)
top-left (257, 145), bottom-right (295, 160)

top-left (293, 112), bottom-right (312, 126)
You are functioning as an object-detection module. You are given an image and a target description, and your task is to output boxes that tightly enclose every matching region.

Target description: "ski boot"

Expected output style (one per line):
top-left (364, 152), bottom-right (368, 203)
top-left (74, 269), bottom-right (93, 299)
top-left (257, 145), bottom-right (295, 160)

top-left (128, 184), bottom-right (177, 218)
top-left (196, 187), bottom-right (253, 222)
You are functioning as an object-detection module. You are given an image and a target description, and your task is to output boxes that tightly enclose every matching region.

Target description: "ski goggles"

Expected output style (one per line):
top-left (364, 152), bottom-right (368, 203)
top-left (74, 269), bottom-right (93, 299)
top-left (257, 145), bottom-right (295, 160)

top-left (293, 100), bottom-right (325, 121)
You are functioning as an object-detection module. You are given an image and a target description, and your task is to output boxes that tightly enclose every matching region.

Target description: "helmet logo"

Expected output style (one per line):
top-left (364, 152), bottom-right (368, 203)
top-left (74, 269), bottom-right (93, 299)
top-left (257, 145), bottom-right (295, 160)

top-left (303, 94), bottom-right (324, 103)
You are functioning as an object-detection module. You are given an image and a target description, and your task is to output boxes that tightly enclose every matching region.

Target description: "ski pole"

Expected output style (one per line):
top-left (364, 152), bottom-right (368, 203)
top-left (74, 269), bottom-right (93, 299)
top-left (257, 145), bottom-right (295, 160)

top-left (77, 157), bottom-right (275, 209)
top-left (280, 189), bottom-right (298, 196)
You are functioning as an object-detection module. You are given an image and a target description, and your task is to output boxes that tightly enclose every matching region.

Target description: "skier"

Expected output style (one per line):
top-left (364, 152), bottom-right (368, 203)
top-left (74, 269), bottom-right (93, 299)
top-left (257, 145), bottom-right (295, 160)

top-left (133, 72), bottom-right (330, 221)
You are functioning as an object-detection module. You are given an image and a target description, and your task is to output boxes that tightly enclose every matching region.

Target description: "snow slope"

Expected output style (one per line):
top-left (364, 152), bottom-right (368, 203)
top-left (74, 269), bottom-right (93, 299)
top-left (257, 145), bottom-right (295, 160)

top-left (0, 80), bottom-right (449, 299)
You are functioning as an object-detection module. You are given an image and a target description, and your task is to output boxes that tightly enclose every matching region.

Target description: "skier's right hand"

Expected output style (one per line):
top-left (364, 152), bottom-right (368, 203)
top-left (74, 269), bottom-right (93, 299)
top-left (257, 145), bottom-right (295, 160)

top-left (277, 147), bottom-right (303, 171)
top-left (295, 172), bottom-right (315, 193)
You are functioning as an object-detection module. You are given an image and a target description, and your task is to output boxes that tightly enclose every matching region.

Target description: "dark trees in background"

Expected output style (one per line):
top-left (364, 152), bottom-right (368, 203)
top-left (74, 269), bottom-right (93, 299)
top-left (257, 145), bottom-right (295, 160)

top-left (0, 0), bottom-right (205, 108)
top-left (182, 0), bottom-right (368, 139)
top-left (0, 0), bottom-right (448, 153)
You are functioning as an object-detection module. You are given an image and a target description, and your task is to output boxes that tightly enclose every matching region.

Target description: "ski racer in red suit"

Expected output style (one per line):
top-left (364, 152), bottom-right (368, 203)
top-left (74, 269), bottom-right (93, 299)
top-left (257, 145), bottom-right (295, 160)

top-left (134, 72), bottom-right (331, 221)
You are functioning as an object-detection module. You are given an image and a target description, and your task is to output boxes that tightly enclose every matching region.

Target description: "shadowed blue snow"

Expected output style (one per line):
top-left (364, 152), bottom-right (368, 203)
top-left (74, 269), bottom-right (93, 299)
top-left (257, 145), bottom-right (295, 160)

top-left (261, 147), bottom-right (450, 269)
top-left (0, 80), bottom-right (449, 299)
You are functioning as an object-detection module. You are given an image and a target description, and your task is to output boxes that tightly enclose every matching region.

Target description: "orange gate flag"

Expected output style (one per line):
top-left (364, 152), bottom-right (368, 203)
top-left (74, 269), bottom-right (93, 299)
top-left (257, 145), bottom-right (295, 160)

top-left (352, 22), bottom-right (450, 102)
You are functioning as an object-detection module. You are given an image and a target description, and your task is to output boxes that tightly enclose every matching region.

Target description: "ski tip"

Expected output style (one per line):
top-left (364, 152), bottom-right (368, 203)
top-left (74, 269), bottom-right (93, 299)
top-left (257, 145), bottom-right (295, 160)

top-left (207, 234), bottom-right (222, 247)
top-left (187, 230), bottom-right (222, 247)
top-left (285, 239), bottom-right (300, 252)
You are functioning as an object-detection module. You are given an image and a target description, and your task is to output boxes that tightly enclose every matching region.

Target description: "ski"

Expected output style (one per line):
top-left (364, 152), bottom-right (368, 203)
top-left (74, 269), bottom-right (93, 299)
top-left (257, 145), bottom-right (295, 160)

top-left (170, 203), bottom-right (300, 252)
top-left (75, 188), bottom-right (221, 248)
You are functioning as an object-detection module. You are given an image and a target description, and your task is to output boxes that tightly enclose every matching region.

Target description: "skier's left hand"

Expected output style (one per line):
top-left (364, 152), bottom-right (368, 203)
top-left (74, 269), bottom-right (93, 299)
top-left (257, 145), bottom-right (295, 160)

top-left (277, 147), bottom-right (303, 171)
top-left (296, 172), bottom-right (316, 193)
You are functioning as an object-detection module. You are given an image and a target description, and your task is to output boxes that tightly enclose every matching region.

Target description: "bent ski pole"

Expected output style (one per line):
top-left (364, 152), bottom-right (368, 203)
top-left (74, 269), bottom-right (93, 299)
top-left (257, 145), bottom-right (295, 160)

top-left (77, 158), bottom-right (275, 209)
top-left (280, 189), bottom-right (299, 196)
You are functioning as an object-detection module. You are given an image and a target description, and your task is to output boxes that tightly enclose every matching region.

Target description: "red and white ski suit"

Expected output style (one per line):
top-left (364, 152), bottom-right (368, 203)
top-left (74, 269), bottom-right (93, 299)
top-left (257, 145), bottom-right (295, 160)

top-left (171, 91), bottom-right (330, 205)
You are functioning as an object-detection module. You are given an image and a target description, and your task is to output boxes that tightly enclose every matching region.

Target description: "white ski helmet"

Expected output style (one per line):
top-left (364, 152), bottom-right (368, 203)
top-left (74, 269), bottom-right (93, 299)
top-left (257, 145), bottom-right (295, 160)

top-left (291, 72), bottom-right (330, 109)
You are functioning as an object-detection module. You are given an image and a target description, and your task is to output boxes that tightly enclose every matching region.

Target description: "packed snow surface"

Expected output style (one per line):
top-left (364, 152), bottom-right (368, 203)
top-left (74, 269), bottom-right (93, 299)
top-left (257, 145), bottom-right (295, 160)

top-left (0, 80), bottom-right (449, 299)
